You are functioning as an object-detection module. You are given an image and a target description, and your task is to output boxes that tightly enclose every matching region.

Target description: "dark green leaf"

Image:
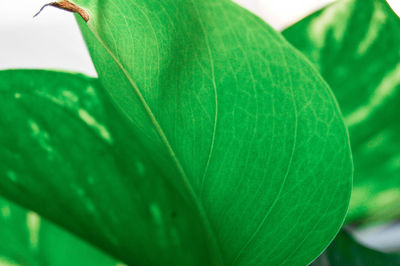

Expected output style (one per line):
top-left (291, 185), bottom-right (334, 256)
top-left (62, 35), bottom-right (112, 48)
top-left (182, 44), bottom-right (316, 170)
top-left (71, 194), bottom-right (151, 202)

top-left (284, 0), bottom-right (400, 223)
top-left (0, 69), bottom-right (220, 265)
top-left (0, 196), bottom-right (118, 266)
top-left (75, 0), bottom-right (352, 264)
top-left (311, 230), bottom-right (400, 266)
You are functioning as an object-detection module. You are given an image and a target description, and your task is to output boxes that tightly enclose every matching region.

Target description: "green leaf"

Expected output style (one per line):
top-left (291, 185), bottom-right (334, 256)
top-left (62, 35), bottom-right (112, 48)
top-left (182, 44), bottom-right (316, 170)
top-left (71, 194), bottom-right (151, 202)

top-left (0, 196), bottom-right (118, 266)
top-left (283, 0), bottom-right (400, 223)
top-left (0, 69), bottom-right (220, 265)
top-left (311, 230), bottom-right (400, 266)
top-left (74, 0), bottom-right (352, 264)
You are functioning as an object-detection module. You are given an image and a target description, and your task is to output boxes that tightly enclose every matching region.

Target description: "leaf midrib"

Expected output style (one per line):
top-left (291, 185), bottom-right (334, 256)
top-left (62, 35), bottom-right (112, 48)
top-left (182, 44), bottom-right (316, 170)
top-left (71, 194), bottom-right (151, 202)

top-left (83, 22), bottom-right (224, 264)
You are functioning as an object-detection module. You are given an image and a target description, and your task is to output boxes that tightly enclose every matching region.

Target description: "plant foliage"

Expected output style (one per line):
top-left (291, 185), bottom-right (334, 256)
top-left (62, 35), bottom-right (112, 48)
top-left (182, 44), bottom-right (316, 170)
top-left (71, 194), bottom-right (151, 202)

top-left (2, 0), bottom-right (399, 264)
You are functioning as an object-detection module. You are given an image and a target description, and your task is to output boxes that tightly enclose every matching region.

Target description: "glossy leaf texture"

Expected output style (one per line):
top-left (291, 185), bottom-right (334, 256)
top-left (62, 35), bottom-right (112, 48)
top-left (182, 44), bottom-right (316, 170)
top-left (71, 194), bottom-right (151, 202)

top-left (311, 230), bottom-right (400, 266)
top-left (74, 0), bottom-right (352, 265)
top-left (284, 0), bottom-right (400, 223)
top-left (0, 196), bottom-right (118, 266)
top-left (0, 70), bottom-right (221, 265)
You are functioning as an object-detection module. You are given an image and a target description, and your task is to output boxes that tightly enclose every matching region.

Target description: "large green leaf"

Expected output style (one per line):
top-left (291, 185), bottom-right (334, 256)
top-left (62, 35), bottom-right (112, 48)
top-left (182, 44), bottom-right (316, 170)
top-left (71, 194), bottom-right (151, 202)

top-left (284, 0), bottom-right (400, 223)
top-left (311, 230), bottom-right (400, 266)
top-left (74, 0), bottom-right (352, 264)
top-left (0, 70), bottom-right (220, 265)
top-left (0, 196), bottom-right (118, 266)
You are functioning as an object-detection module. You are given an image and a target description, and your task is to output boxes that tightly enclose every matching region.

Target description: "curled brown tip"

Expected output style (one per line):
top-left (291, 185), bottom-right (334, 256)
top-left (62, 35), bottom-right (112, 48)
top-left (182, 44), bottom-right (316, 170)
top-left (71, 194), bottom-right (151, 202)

top-left (34, 0), bottom-right (89, 22)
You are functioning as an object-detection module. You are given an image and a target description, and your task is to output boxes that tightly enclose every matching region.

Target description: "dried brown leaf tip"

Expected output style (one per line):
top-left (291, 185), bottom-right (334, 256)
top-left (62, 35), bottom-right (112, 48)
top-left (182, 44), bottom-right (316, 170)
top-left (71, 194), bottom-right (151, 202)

top-left (34, 0), bottom-right (89, 22)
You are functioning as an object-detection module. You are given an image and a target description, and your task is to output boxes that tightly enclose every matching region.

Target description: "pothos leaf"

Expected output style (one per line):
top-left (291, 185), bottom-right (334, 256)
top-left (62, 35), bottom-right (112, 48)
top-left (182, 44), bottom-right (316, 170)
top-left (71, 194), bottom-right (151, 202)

top-left (284, 0), bottom-right (400, 223)
top-left (0, 195), bottom-right (118, 266)
top-left (74, 0), bottom-right (352, 264)
top-left (0, 69), bottom-right (220, 265)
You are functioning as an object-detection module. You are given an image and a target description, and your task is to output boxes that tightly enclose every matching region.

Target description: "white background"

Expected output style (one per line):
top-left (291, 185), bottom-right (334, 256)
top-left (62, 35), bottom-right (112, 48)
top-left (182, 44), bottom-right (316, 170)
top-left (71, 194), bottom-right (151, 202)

top-left (1, 0), bottom-right (398, 77)
top-left (1, 0), bottom-right (400, 252)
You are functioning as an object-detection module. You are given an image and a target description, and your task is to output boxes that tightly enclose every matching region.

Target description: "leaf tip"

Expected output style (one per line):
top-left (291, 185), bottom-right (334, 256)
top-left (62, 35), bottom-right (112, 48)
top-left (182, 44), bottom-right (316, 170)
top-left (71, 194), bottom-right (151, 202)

top-left (33, 0), bottom-right (89, 22)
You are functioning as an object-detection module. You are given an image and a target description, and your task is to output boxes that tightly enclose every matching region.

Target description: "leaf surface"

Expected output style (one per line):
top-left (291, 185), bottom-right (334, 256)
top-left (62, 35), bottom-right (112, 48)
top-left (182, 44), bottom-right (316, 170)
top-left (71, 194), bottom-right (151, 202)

top-left (0, 196), bottom-right (118, 266)
top-left (311, 230), bottom-right (400, 266)
top-left (0, 69), bottom-right (220, 265)
top-left (74, 0), bottom-right (353, 265)
top-left (284, 0), bottom-right (400, 223)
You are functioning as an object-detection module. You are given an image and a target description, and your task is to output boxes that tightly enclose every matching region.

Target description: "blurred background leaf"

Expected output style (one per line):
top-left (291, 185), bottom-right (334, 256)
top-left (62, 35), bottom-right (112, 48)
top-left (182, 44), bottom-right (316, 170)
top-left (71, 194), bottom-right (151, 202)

top-left (284, 0), bottom-right (400, 224)
top-left (0, 69), bottom-right (220, 265)
top-left (0, 196), bottom-right (118, 266)
top-left (311, 230), bottom-right (400, 266)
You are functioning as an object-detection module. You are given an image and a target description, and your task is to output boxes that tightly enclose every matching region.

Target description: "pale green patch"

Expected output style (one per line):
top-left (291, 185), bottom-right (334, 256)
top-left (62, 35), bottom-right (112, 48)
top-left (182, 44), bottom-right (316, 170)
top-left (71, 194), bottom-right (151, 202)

top-left (14, 93), bottom-right (21, 99)
top-left (75, 187), bottom-right (85, 197)
top-left (1, 205), bottom-right (11, 218)
top-left (149, 203), bottom-right (167, 247)
top-left (357, 2), bottom-right (387, 55)
top-left (85, 85), bottom-right (96, 95)
top-left (0, 257), bottom-right (19, 266)
top-left (29, 120), bottom-right (40, 135)
top-left (61, 90), bottom-right (79, 104)
top-left (345, 63), bottom-right (400, 126)
top-left (388, 154), bottom-right (400, 169)
top-left (36, 91), bottom-right (64, 106)
top-left (26, 211), bottom-right (41, 249)
top-left (85, 200), bottom-right (96, 213)
top-left (6, 171), bottom-right (17, 182)
top-left (349, 186), bottom-right (371, 210)
top-left (365, 130), bottom-right (390, 150)
top-left (149, 203), bottom-right (162, 226)
top-left (369, 189), bottom-right (400, 213)
top-left (28, 119), bottom-right (53, 153)
top-left (72, 185), bottom-right (96, 213)
top-left (78, 109), bottom-right (113, 144)
top-left (309, 0), bottom-right (355, 49)
top-left (136, 161), bottom-right (146, 176)
top-left (87, 176), bottom-right (95, 185)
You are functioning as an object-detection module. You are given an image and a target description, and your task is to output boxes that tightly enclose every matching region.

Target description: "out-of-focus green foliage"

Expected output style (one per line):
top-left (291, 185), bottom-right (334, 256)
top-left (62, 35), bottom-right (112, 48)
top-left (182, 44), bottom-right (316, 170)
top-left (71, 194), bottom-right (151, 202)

top-left (0, 70), bottom-right (220, 265)
top-left (73, 0), bottom-right (352, 264)
top-left (0, 196), bottom-right (118, 266)
top-left (284, 0), bottom-right (400, 224)
top-left (311, 230), bottom-right (400, 266)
